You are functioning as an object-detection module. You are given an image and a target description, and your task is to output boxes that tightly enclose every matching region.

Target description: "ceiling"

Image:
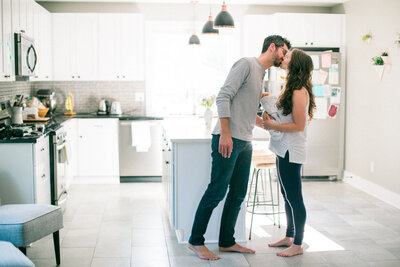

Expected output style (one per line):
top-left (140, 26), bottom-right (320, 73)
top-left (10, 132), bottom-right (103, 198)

top-left (36, 0), bottom-right (347, 7)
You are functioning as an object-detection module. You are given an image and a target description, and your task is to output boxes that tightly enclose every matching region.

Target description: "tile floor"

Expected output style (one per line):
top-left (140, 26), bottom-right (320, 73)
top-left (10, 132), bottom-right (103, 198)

top-left (27, 181), bottom-right (400, 267)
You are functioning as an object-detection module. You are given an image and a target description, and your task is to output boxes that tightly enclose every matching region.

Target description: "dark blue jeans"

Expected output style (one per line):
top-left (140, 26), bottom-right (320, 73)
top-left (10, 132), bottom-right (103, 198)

top-left (276, 151), bottom-right (306, 245)
top-left (189, 134), bottom-right (253, 247)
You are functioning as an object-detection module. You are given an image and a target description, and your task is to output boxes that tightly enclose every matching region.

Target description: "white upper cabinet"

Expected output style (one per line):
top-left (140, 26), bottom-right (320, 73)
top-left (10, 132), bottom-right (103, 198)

top-left (1, 0), bottom-right (14, 81)
top-left (243, 13), bottom-right (345, 56)
top-left (275, 13), bottom-right (345, 47)
top-left (52, 13), bottom-right (98, 80)
top-left (53, 13), bottom-right (144, 81)
top-left (98, 14), bottom-right (144, 81)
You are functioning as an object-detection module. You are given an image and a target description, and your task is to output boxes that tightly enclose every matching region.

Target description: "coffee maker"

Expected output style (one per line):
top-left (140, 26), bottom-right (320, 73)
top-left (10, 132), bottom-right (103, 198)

top-left (37, 89), bottom-right (57, 116)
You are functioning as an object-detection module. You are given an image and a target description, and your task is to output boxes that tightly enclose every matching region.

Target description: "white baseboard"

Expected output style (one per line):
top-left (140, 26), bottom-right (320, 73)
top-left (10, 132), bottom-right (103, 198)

top-left (71, 176), bottom-right (120, 184)
top-left (343, 170), bottom-right (400, 210)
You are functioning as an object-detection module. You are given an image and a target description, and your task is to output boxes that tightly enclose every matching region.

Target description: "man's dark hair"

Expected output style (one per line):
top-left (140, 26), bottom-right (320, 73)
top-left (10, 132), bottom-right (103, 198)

top-left (261, 35), bottom-right (291, 53)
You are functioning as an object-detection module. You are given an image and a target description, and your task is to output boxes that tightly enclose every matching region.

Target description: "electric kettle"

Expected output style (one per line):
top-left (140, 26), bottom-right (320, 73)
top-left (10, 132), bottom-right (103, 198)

top-left (97, 99), bottom-right (107, 115)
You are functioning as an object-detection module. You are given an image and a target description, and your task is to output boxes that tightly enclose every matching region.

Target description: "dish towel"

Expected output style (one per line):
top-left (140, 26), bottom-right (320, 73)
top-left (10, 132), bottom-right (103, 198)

top-left (131, 122), bottom-right (151, 152)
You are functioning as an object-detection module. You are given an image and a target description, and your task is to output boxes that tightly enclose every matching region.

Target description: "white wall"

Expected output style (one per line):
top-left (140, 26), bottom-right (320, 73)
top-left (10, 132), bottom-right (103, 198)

top-left (336, 0), bottom-right (400, 195)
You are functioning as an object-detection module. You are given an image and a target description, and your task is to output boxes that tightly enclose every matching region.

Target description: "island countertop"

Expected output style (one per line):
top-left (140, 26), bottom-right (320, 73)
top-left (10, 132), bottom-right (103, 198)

top-left (162, 117), bottom-right (270, 143)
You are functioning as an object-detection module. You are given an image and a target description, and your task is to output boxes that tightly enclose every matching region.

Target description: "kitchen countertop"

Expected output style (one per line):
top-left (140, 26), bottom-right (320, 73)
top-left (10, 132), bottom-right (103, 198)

top-left (0, 113), bottom-right (164, 144)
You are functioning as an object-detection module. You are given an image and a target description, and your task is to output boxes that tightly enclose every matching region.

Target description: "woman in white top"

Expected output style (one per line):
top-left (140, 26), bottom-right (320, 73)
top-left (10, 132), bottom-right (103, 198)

top-left (262, 49), bottom-right (316, 257)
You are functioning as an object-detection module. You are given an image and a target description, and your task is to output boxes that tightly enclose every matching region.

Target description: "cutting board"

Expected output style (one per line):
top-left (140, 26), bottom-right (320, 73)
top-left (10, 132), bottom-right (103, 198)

top-left (23, 117), bottom-right (50, 122)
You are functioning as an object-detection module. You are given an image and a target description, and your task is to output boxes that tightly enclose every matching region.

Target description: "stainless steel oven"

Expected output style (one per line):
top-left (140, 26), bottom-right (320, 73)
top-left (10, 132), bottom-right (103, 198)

top-left (14, 33), bottom-right (37, 76)
top-left (50, 125), bottom-right (68, 211)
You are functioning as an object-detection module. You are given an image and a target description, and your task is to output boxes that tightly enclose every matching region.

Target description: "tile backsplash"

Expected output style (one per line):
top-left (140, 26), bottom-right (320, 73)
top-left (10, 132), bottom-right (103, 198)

top-left (0, 81), bottom-right (31, 104)
top-left (1, 81), bottom-right (146, 115)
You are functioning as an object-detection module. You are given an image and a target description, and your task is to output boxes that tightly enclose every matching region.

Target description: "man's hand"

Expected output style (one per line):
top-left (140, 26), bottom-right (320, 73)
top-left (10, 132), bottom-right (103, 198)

top-left (219, 134), bottom-right (233, 158)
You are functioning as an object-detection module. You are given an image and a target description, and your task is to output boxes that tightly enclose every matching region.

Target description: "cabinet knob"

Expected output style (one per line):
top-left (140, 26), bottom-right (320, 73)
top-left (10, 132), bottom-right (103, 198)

top-left (305, 42), bottom-right (308, 45)
top-left (72, 76), bottom-right (75, 78)
top-left (21, 30), bottom-right (26, 33)
top-left (41, 174), bottom-right (46, 179)
top-left (168, 148), bottom-right (171, 152)
top-left (78, 76), bottom-right (81, 78)
top-left (45, 76), bottom-right (49, 78)
top-left (165, 161), bottom-right (170, 165)
top-left (79, 136), bottom-right (83, 138)
top-left (34, 75), bottom-right (39, 78)
top-left (4, 75), bottom-right (10, 78)
top-left (117, 75), bottom-right (120, 78)
top-left (122, 75), bottom-right (125, 78)
top-left (311, 42), bottom-right (314, 45)
top-left (40, 147), bottom-right (45, 151)
top-left (162, 149), bottom-right (165, 152)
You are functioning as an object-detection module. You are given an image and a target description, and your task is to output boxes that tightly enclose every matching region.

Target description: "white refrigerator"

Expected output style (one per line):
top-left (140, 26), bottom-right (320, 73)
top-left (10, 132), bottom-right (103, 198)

top-left (265, 50), bottom-right (345, 180)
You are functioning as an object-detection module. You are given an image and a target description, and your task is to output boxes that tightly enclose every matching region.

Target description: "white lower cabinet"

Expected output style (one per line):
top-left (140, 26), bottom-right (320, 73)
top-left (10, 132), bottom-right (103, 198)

top-left (75, 118), bottom-right (119, 183)
top-left (0, 135), bottom-right (51, 205)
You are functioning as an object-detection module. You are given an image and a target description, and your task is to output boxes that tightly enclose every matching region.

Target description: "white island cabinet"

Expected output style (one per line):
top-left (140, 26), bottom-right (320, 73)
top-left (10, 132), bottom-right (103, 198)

top-left (162, 117), bottom-right (269, 243)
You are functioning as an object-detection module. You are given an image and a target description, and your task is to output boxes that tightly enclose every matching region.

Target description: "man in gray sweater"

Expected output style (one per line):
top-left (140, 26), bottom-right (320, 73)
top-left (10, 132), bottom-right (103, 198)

top-left (188, 35), bottom-right (291, 260)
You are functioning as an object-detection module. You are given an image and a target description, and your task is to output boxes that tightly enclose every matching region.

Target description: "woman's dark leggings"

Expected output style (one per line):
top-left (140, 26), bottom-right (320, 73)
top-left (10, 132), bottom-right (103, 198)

top-left (276, 151), bottom-right (306, 245)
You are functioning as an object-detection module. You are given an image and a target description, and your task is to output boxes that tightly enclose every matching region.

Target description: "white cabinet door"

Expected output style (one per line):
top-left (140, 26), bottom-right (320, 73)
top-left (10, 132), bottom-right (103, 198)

top-left (120, 14), bottom-right (144, 80)
top-left (52, 13), bottom-right (74, 80)
top-left (19, 0), bottom-right (27, 33)
top-left (77, 119), bottom-right (119, 178)
top-left (74, 14), bottom-right (98, 80)
top-left (11, 0), bottom-right (20, 33)
top-left (98, 14), bottom-right (118, 80)
top-left (1, 0), bottom-right (14, 81)
top-left (26, 0), bottom-right (34, 36)
top-left (98, 13), bottom-right (144, 81)
top-left (52, 13), bottom-right (98, 80)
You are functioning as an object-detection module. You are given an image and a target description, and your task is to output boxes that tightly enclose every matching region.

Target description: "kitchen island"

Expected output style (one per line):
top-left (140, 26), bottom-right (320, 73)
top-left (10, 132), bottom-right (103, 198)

top-left (162, 117), bottom-right (269, 244)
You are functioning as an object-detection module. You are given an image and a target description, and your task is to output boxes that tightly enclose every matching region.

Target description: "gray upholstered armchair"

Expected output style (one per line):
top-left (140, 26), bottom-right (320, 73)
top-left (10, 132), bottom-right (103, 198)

top-left (0, 204), bottom-right (63, 266)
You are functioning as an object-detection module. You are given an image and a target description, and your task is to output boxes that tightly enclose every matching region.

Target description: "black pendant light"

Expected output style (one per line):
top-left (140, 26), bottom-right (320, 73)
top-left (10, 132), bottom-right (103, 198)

top-left (189, 0), bottom-right (200, 45)
top-left (214, 1), bottom-right (234, 28)
top-left (202, 3), bottom-right (219, 35)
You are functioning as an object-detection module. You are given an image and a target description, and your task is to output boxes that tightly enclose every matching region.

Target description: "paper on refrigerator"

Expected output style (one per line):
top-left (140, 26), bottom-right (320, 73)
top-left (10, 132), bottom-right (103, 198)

top-left (329, 66), bottom-right (339, 85)
top-left (321, 53), bottom-right (332, 68)
top-left (330, 87), bottom-right (341, 104)
top-left (314, 97), bottom-right (328, 119)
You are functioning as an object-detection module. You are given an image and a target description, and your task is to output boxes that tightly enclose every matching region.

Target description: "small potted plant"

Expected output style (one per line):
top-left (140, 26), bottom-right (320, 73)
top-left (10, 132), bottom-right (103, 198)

top-left (200, 95), bottom-right (216, 129)
top-left (381, 51), bottom-right (389, 64)
top-left (371, 56), bottom-right (385, 80)
top-left (362, 33), bottom-right (372, 44)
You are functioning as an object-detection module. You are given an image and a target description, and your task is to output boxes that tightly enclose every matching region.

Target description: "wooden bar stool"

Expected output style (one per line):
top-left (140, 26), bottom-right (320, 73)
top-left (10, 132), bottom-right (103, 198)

top-left (246, 151), bottom-right (283, 240)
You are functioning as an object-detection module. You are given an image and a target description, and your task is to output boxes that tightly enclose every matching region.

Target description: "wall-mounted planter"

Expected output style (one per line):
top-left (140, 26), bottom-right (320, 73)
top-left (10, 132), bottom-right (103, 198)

top-left (362, 32), bottom-right (372, 44)
top-left (373, 65), bottom-right (385, 81)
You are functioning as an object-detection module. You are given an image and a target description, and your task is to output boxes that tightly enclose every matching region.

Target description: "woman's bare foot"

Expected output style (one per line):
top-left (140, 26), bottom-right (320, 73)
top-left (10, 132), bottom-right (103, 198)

top-left (276, 244), bottom-right (304, 257)
top-left (268, 237), bottom-right (294, 247)
top-left (219, 243), bottom-right (255, 254)
top-left (188, 243), bottom-right (221, 260)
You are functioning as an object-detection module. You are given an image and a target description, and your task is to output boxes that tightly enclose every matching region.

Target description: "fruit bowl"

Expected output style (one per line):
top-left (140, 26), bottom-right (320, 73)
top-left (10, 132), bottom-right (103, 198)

top-left (38, 108), bottom-right (49, 118)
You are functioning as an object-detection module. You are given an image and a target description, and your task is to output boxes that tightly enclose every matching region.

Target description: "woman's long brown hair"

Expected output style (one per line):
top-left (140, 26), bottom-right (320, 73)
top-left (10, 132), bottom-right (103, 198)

top-left (277, 49), bottom-right (316, 120)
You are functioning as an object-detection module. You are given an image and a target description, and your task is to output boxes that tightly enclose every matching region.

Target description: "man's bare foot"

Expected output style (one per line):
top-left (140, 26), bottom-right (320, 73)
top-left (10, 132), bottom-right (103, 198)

top-left (188, 243), bottom-right (221, 260)
top-left (219, 243), bottom-right (255, 254)
top-left (268, 237), bottom-right (294, 247)
top-left (276, 244), bottom-right (304, 257)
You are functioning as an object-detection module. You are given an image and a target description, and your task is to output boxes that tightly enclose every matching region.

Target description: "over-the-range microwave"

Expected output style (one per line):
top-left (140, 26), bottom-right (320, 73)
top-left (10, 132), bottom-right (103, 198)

top-left (14, 33), bottom-right (37, 77)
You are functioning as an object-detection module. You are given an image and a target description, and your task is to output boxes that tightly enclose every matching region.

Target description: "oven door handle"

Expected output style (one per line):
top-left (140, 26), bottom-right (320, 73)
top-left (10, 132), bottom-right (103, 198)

top-left (57, 142), bottom-right (66, 151)
top-left (57, 191), bottom-right (68, 206)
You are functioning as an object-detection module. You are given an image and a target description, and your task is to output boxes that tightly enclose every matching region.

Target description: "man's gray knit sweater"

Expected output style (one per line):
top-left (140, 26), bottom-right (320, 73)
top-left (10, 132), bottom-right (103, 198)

top-left (212, 57), bottom-right (266, 141)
